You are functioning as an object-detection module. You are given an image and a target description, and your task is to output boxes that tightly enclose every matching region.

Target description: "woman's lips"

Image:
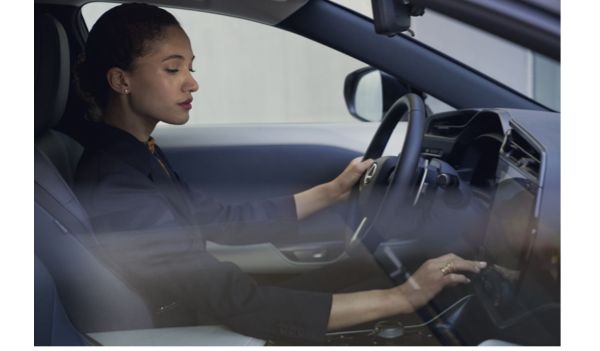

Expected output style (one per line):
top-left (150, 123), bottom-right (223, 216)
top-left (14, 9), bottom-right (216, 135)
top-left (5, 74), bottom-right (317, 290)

top-left (178, 99), bottom-right (193, 110)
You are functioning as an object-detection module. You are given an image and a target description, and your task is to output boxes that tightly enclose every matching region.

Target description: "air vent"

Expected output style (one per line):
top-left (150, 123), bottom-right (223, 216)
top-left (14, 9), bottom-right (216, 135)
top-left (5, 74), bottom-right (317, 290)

top-left (501, 129), bottom-right (541, 179)
top-left (427, 113), bottom-right (476, 137)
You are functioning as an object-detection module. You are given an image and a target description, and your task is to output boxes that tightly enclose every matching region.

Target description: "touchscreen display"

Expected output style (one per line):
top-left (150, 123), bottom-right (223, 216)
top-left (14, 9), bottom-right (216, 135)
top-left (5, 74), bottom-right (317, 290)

top-left (484, 157), bottom-right (537, 275)
top-left (477, 155), bottom-right (538, 315)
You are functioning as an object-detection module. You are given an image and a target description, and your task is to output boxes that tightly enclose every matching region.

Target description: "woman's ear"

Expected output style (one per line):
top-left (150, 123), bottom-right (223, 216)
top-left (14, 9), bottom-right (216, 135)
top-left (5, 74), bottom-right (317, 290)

top-left (106, 67), bottom-right (130, 94)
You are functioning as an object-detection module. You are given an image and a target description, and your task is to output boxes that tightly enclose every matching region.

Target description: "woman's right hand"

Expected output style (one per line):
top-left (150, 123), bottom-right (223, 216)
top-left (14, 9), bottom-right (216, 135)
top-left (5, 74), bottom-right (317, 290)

top-left (327, 253), bottom-right (486, 331)
top-left (394, 253), bottom-right (487, 312)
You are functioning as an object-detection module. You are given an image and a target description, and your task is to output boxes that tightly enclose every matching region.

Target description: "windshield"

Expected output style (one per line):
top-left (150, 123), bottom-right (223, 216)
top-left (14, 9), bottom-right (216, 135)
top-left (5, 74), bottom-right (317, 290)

top-left (331, 0), bottom-right (560, 111)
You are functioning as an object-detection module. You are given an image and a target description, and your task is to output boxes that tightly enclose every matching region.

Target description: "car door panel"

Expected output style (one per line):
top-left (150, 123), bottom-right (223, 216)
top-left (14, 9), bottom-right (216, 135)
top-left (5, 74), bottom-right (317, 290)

top-left (154, 123), bottom-right (406, 273)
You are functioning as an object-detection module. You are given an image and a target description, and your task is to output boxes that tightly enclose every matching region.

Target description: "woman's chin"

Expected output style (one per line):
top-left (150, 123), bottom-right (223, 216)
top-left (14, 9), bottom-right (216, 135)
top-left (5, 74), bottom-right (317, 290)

top-left (164, 114), bottom-right (190, 125)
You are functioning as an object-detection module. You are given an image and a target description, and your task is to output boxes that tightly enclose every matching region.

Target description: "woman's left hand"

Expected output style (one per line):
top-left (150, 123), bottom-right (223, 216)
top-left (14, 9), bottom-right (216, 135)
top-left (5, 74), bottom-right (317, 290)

top-left (330, 157), bottom-right (374, 201)
top-left (294, 157), bottom-right (373, 220)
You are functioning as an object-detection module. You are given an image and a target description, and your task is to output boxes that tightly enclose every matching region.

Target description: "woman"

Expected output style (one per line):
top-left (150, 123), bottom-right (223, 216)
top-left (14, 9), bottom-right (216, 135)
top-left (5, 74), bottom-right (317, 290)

top-left (74, 3), bottom-right (485, 343)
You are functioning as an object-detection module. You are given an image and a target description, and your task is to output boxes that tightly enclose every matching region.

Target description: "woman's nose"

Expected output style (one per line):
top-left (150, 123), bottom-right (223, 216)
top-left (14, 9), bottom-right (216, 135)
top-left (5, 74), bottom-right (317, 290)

top-left (185, 72), bottom-right (199, 93)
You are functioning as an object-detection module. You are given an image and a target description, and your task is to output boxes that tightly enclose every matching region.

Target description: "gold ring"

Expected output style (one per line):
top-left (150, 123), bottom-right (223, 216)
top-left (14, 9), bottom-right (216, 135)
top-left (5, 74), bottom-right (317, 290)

top-left (441, 262), bottom-right (455, 275)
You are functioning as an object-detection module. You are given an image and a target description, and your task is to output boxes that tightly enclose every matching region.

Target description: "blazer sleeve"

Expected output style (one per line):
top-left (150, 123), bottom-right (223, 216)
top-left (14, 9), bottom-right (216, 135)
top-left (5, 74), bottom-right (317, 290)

top-left (183, 181), bottom-right (300, 245)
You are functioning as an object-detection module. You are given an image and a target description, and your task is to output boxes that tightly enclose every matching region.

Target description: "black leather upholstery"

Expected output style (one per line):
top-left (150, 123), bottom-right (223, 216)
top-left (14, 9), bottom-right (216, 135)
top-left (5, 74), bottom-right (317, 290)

top-left (34, 13), bottom-right (154, 344)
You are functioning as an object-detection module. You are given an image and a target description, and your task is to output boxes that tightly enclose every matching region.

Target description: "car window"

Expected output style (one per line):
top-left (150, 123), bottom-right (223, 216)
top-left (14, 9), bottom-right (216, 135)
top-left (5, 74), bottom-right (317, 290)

top-left (82, 2), bottom-right (376, 126)
top-left (332, 0), bottom-right (560, 112)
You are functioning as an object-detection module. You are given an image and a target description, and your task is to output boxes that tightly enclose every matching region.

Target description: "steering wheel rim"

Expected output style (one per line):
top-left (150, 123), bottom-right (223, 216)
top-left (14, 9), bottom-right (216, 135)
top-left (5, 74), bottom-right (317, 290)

top-left (351, 93), bottom-right (426, 242)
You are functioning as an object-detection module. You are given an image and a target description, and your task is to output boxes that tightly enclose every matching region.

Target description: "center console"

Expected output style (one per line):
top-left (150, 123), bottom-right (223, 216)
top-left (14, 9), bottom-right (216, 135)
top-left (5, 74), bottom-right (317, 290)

top-left (472, 124), bottom-right (560, 330)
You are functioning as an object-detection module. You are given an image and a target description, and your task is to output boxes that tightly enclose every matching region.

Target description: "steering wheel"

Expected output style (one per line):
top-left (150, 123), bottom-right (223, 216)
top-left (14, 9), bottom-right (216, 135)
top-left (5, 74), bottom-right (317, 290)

top-left (349, 93), bottom-right (426, 243)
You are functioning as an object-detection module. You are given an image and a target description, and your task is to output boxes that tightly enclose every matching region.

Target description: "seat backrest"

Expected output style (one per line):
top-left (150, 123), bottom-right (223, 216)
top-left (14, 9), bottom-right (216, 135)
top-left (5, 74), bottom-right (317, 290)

top-left (34, 12), bottom-right (83, 184)
top-left (34, 13), bottom-right (69, 138)
top-left (34, 13), bottom-right (153, 343)
top-left (37, 129), bottom-right (83, 185)
top-left (34, 156), bottom-right (154, 334)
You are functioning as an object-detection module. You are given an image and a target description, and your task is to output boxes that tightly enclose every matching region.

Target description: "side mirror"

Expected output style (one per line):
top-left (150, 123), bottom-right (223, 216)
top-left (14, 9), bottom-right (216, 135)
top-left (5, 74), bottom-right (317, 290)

top-left (344, 67), bottom-right (408, 122)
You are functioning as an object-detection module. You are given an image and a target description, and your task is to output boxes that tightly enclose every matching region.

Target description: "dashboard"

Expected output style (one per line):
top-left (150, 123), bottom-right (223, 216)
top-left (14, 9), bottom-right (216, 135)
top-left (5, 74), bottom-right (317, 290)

top-left (421, 108), bottom-right (560, 345)
top-left (324, 108), bottom-right (560, 346)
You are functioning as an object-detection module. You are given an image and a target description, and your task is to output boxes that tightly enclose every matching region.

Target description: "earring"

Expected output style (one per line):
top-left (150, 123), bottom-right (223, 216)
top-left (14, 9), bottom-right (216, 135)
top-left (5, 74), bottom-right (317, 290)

top-left (124, 89), bottom-right (129, 94)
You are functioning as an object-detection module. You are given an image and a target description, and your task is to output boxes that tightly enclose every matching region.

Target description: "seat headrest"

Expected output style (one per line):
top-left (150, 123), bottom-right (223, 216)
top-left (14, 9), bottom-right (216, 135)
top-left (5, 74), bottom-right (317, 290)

top-left (35, 14), bottom-right (70, 137)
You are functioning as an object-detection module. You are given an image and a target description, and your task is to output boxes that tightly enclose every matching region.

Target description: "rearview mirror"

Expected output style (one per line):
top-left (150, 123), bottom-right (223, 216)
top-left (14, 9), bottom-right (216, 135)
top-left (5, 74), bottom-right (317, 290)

top-left (371, 0), bottom-right (425, 36)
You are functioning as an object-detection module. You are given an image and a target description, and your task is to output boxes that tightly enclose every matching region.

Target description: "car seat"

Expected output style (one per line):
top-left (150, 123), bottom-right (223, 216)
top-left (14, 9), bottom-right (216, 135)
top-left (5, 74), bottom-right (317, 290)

top-left (34, 12), bottom-right (153, 345)
top-left (34, 12), bottom-right (266, 346)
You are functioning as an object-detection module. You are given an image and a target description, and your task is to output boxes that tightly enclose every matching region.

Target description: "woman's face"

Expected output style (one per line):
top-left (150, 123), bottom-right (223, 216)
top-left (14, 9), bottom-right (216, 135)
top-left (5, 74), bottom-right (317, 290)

top-left (125, 25), bottom-right (199, 126)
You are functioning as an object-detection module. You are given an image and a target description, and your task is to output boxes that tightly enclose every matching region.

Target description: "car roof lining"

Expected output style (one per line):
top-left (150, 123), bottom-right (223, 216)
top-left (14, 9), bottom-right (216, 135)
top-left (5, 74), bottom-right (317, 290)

top-left (34, 0), bottom-right (311, 25)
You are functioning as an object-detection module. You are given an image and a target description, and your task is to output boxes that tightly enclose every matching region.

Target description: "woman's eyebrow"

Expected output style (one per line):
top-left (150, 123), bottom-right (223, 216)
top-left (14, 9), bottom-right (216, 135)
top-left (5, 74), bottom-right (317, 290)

top-left (162, 54), bottom-right (195, 62)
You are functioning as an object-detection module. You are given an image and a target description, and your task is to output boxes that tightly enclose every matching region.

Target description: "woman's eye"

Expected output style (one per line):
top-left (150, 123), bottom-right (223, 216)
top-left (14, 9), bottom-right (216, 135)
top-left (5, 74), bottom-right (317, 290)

top-left (189, 68), bottom-right (196, 73)
top-left (165, 68), bottom-right (179, 74)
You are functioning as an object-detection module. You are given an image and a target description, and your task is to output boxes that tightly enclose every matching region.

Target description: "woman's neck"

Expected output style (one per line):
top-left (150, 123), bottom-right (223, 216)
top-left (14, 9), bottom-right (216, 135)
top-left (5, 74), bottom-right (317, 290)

top-left (102, 99), bottom-right (158, 142)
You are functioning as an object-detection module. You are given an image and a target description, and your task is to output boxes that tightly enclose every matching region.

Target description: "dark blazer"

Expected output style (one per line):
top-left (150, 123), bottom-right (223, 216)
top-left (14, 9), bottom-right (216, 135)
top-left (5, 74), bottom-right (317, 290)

top-left (74, 123), bottom-right (331, 343)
